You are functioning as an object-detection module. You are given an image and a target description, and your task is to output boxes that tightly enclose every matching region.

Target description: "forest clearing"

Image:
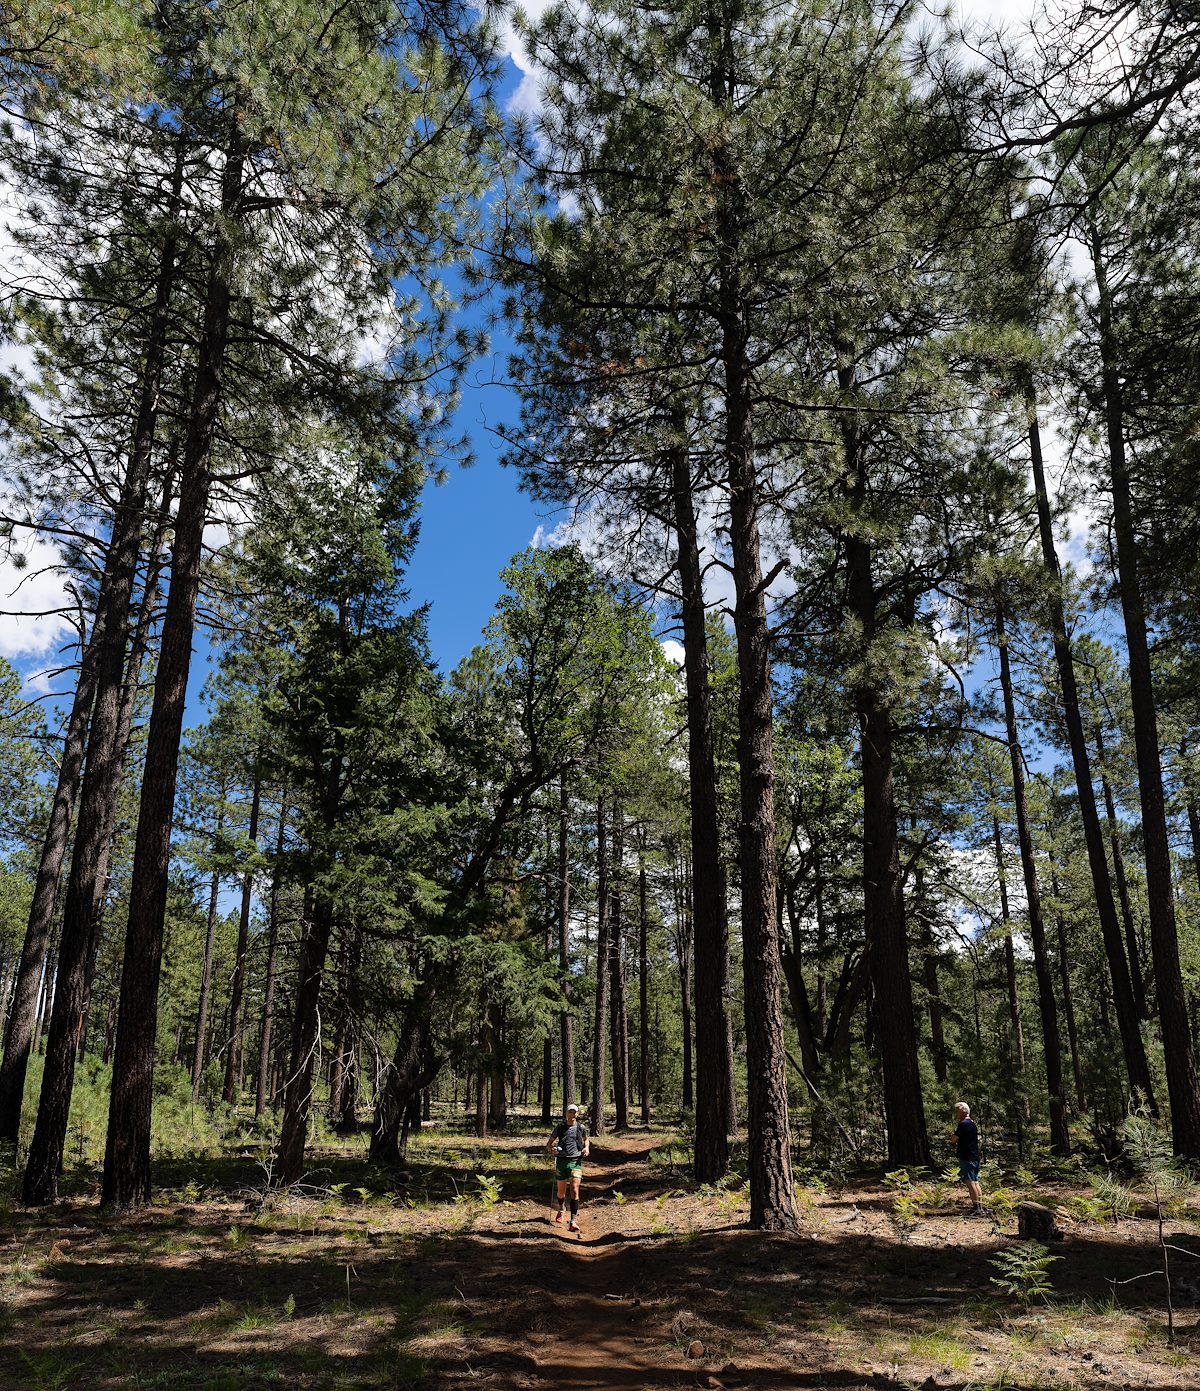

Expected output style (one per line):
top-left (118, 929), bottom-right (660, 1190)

top-left (5, 2), bottom-right (1200, 1389)
top-left (1, 1121), bottom-right (1198, 1391)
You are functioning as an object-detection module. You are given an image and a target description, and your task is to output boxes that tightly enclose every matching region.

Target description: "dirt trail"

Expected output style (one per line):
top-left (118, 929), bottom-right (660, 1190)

top-left (456, 1132), bottom-right (802, 1390)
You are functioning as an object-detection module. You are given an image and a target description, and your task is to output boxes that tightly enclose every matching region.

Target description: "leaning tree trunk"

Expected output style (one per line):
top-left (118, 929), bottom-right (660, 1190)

top-left (1091, 229), bottom-right (1200, 1157)
top-left (223, 766), bottom-right (261, 1104)
top-left (370, 994), bottom-right (440, 1165)
top-left (996, 606), bottom-right (1069, 1154)
top-left (101, 141), bottom-right (245, 1210)
top-left (668, 429), bottom-right (732, 1180)
top-left (1026, 379), bottom-right (1156, 1109)
top-left (590, 795), bottom-right (610, 1137)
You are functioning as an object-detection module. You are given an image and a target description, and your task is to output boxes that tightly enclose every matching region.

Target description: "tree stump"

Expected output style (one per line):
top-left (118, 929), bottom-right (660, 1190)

top-left (1017, 1201), bottom-right (1063, 1242)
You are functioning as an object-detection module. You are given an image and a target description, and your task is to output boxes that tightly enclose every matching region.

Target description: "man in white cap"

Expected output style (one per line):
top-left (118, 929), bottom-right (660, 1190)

top-left (545, 1101), bottom-right (590, 1231)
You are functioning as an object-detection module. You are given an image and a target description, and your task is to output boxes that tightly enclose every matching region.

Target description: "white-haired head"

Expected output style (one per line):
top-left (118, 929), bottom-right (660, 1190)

top-left (954, 1101), bottom-right (970, 1117)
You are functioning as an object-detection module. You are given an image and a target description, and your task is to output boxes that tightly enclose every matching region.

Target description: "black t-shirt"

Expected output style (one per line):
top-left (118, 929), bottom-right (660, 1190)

top-left (553, 1121), bottom-right (587, 1159)
top-left (955, 1117), bottom-right (980, 1162)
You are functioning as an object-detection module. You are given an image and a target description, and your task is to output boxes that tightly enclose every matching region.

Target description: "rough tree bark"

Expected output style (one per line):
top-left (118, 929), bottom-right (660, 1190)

top-left (558, 772), bottom-right (576, 1110)
top-left (668, 432), bottom-right (731, 1180)
top-left (24, 153), bottom-right (186, 1206)
top-left (609, 805), bottom-right (629, 1131)
top-left (590, 795), bottom-right (609, 1137)
top-left (101, 142), bottom-right (245, 1209)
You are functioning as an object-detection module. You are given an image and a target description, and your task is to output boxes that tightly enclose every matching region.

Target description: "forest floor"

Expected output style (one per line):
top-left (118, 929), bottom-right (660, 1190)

top-left (0, 1121), bottom-right (1198, 1390)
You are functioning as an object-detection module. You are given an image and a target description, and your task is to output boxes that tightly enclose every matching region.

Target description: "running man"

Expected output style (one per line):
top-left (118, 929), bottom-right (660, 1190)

top-left (545, 1101), bottom-right (590, 1232)
top-left (951, 1101), bottom-right (984, 1216)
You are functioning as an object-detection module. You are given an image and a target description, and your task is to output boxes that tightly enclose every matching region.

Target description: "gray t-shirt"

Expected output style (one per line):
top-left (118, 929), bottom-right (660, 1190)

top-left (553, 1121), bottom-right (587, 1159)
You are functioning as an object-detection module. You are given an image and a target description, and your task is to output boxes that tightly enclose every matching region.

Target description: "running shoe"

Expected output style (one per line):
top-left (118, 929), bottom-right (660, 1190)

top-left (554, 1209), bottom-right (564, 1223)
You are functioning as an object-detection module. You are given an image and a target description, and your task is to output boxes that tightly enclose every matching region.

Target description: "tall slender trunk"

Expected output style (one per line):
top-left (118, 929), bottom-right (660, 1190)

top-left (993, 810), bottom-right (1028, 1158)
top-left (223, 766), bottom-right (261, 1104)
top-left (255, 796), bottom-right (288, 1119)
top-left (191, 849), bottom-right (223, 1102)
top-left (1048, 847), bottom-right (1087, 1113)
top-left (914, 852), bottom-right (947, 1087)
top-left (609, 806), bottom-right (629, 1130)
top-left (1026, 380), bottom-right (1156, 1108)
top-left (1090, 227), bottom-right (1200, 1156)
top-left (1094, 718), bottom-right (1146, 1016)
top-left (101, 142), bottom-right (245, 1209)
top-left (668, 431), bottom-right (730, 1179)
top-left (1187, 803), bottom-right (1200, 895)
top-left (558, 773), bottom-right (576, 1110)
top-left (639, 853), bottom-right (650, 1125)
top-left (24, 155), bottom-right (185, 1206)
top-left (996, 607), bottom-right (1069, 1153)
top-left (0, 586), bottom-right (107, 1142)
top-left (839, 369), bottom-right (929, 1167)
top-left (590, 796), bottom-right (609, 1136)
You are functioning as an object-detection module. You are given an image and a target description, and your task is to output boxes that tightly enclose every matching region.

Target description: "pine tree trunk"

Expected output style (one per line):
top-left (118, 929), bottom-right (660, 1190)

top-left (25, 157), bottom-right (186, 1207)
top-left (223, 767), bottom-right (261, 1104)
top-left (838, 375), bottom-right (929, 1167)
top-left (590, 795), bottom-right (610, 1136)
top-left (100, 142), bottom-right (245, 1211)
top-left (668, 432), bottom-right (731, 1180)
top-left (994, 811), bottom-right (1028, 1159)
top-left (996, 607), bottom-right (1069, 1154)
top-left (370, 995), bottom-right (439, 1165)
top-left (276, 896), bottom-right (334, 1182)
top-left (718, 230), bottom-right (797, 1228)
top-left (1094, 719), bottom-right (1146, 1017)
top-left (914, 855), bottom-right (947, 1087)
top-left (191, 857), bottom-right (222, 1102)
top-left (1026, 380), bottom-right (1156, 1108)
top-left (0, 585), bottom-right (107, 1143)
top-left (1049, 850), bottom-right (1088, 1114)
top-left (1090, 229), bottom-right (1200, 1157)
top-left (255, 798), bottom-right (288, 1118)
top-left (639, 855), bottom-right (650, 1125)
top-left (558, 772), bottom-right (576, 1111)
top-left (609, 806), bottom-right (629, 1131)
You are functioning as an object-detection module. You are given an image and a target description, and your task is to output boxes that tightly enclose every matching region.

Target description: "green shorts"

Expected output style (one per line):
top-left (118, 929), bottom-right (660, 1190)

top-left (555, 1157), bottom-right (583, 1181)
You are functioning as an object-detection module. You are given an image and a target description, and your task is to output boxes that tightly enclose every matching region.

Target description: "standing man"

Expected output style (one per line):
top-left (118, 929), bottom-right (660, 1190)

top-left (545, 1101), bottom-right (590, 1232)
top-left (951, 1101), bottom-right (984, 1216)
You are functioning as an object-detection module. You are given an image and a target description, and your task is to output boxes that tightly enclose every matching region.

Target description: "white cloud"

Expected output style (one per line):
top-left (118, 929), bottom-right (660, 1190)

top-left (0, 536), bottom-right (77, 667)
top-left (660, 637), bottom-right (684, 666)
top-left (496, 0), bottom-right (559, 117)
